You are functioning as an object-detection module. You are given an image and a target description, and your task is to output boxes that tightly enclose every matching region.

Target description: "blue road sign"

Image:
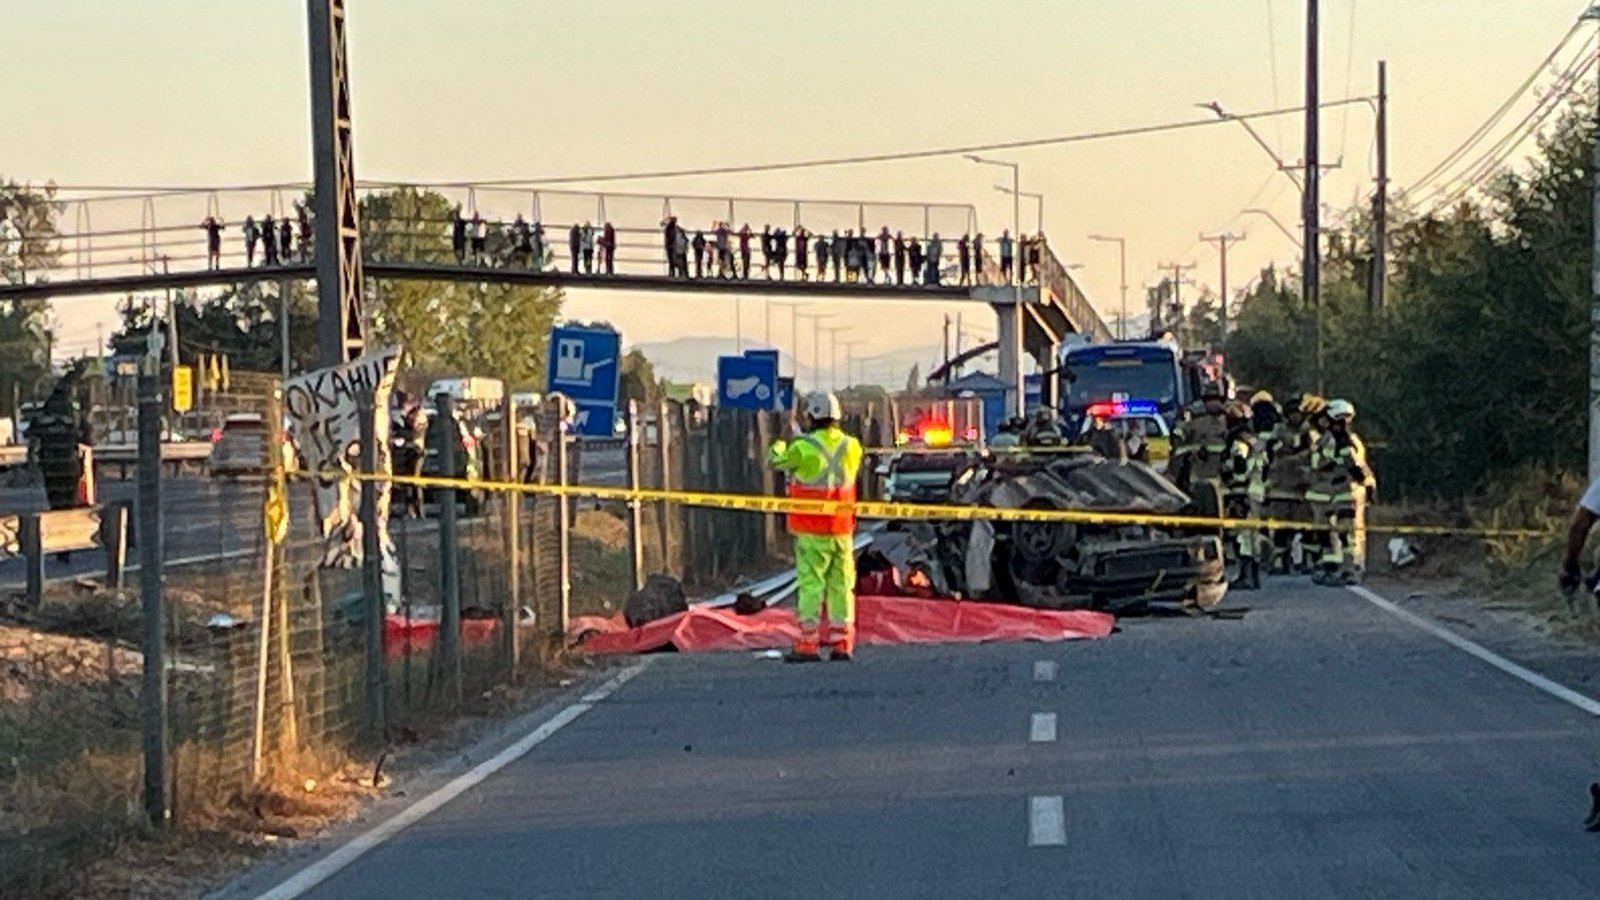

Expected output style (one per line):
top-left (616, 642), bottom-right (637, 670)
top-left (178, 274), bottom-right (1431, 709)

top-left (775, 376), bottom-right (795, 413)
top-left (547, 325), bottom-right (622, 437)
top-left (718, 354), bottom-right (778, 410)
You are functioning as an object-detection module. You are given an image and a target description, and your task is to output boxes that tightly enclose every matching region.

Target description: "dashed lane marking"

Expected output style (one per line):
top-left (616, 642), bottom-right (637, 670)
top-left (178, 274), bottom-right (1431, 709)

top-left (1033, 660), bottom-right (1058, 682)
top-left (1030, 712), bottom-right (1059, 743)
top-left (1029, 796), bottom-right (1066, 847)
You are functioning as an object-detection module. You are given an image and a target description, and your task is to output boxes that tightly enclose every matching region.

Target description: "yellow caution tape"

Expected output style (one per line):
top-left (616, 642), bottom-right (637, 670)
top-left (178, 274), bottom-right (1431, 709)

top-left (300, 469), bottom-right (1550, 540)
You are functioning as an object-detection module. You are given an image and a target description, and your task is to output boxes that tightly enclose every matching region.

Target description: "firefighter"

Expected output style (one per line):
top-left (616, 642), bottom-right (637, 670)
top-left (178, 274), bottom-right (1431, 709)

top-left (1022, 408), bottom-right (1065, 447)
top-left (1264, 394), bottom-right (1321, 572)
top-left (1080, 406), bottom-right (1126, 462)
top-left (1171, 381), bottom-right (1228, 493)
top-left (1249, 390), bottom-right (1280, 441)
top-left (1307, 398), bottom-right (1374, 585)
top-left (768, 391), bottom-right (864, 662)
top-left (989, 416), bottom-right (1023, 451)
top-left (1223, 400), bottom-right (1267, 589)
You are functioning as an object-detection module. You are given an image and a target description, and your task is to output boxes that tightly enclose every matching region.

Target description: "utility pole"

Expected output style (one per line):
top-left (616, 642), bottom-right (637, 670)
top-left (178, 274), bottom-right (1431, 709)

top-left (1304, 0), bottom-right (1323, 392)
top-left (1200, 233), bottom-right (1245, 353)
top-left (733, 295), bottom-right (742, 353)
top-left (1371, 60), bottom-right (1389, 315)
top-left (1588, 6), bottom-right (1600, 478)
top-left (1156, 262), bottom-right (1197, 335)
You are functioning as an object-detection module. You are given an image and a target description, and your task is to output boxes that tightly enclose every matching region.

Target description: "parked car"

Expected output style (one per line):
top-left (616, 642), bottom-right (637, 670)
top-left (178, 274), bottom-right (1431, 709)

top-left (208, 413), bottom-right (271, 478)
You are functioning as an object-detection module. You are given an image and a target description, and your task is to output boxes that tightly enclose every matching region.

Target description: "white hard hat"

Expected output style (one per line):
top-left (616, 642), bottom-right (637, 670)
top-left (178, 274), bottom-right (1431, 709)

top-left (1327, 399), bottom-right (1355, 421)
top-left (804, 391), bottom-right (842, 421)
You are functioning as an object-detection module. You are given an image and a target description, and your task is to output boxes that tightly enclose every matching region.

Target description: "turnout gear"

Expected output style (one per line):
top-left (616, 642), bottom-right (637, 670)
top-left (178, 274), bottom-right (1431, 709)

top-left (1307, 402), bottom-right (1374, 584)
top-left (1223, 411), bottom-right (1269, 590)
top-left (769, 419), bottom-right (864, 658)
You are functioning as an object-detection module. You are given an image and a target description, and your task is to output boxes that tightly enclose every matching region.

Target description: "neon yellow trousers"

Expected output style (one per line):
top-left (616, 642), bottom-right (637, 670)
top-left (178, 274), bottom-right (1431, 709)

top-left (795, 533), bottom-right (856, 635)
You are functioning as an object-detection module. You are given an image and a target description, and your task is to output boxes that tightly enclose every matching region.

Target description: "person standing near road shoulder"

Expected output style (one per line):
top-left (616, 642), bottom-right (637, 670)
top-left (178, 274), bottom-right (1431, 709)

top-left (768, 392), bottom-right (864, 663)
top-left (1560, 477), bottom-right (1600, 602)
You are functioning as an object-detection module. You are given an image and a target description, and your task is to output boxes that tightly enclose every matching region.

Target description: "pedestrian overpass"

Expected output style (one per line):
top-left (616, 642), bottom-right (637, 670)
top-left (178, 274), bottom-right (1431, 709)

top-left (0, 183), bottom-right (1114, 401)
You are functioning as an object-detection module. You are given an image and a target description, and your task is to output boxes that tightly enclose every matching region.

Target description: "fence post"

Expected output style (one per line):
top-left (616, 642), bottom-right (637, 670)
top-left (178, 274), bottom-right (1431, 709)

top-left (20, 513), bottom-right (42, 608)
top-left (501, 402), bottom-right (521, 677)
top-left (625, 400), bottom-right (645, 591)
top-left (436, 392), bottom-right (462, 701)
top-left (656, 399), bottom-right (673, 576)
top-left (136, 359), bottom-right (169, 827)
top-left (554, 418), bottom-right (572, 635)
top-left (359, 396), bottom-right (386, 737)
top-left (755, 413), bottom-right (778, 560)
top-left (101, 500), bottom-right (129, 589)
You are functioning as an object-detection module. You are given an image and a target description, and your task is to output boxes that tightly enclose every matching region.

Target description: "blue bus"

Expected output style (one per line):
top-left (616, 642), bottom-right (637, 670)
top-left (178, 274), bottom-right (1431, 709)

top-left (1057, 340), bottom-right (1191, 431)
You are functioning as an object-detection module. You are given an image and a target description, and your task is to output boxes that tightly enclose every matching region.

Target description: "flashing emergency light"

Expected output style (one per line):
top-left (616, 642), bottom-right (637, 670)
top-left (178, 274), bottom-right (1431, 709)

top-left (921, 422), bottom-right (954, 448)
top-left (1088, 399), bottom-right (1159, 419)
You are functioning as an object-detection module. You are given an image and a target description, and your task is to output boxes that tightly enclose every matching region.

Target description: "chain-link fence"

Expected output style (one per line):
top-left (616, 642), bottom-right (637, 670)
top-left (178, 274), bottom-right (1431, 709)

top-left (0, 376), bottom-right (960, 893)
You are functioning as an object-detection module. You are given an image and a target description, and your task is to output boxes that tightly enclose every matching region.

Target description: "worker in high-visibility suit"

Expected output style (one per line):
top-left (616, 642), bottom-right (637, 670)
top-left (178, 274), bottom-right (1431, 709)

top-left (768, 391), bottom-right (865, 662)
top-left (1307, 399), bottom-right (1374, 585)
top-left (1223, 400), bottom-right (1268, 589)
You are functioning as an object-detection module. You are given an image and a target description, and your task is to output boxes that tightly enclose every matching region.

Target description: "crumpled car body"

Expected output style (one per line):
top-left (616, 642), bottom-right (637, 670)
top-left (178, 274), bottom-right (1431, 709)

top-left (880, 450), bottom-right (1227, 612)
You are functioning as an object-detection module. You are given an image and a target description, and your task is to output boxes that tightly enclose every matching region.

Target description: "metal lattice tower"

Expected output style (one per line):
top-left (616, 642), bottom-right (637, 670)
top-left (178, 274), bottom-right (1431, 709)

top-left (308, 0), bottom-right (365, 365)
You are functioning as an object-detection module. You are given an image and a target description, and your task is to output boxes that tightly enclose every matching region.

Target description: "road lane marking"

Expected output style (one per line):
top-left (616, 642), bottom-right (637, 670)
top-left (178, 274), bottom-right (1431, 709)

top-left (252, 660), bottom-right (652, 900)
top-left (1347, 585), bottom-right (1600, 717)
top-left (1028, 796), bottom-right (1066, 846)
top-left (1030, 712), bottom-right (1058, 743)
top-left (1033, 660), bottom-right (1057, 682)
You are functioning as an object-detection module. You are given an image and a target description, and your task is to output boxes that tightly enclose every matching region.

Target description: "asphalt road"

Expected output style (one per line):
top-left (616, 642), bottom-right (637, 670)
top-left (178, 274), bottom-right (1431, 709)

top-left (241, 579), bottom-right (1600, 900)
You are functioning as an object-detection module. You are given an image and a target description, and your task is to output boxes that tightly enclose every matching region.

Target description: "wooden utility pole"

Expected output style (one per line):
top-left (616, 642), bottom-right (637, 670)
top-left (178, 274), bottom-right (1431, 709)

top-left (1371, 60), bottom-right (1389, 315)
top-left (1155, 261), bottom-right (1197, 335)
top-left (1304, 0), bottom-right (1323, 391)
top-left (1200, 233), bottom-right (1245, 353)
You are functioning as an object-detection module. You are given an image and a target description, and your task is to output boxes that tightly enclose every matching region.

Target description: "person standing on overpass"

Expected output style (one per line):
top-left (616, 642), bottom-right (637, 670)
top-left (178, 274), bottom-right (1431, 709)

top-left (999, 229), bottom-right (1014, 283)
top-left (768, 391), bottom-right (864, 662)
top-left (243, 215), bottom-right (259, 267)
top-left (200, 216), bottom-right (224, 270)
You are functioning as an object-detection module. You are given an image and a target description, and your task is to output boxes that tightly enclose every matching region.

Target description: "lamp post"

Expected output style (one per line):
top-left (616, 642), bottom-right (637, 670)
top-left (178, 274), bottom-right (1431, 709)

top-left (769, 301), bottom-right (809, 374)
top-left (967, 155), bottom-right (1024, 416)
top-left (1087, 234), bottom-right (1128, 340)
top-left (995, 185), bottom-right (1044, 234)
top-left (818, 326), bottom-right (850, 392)
top-left (796, 310), bottom-right (836, 390)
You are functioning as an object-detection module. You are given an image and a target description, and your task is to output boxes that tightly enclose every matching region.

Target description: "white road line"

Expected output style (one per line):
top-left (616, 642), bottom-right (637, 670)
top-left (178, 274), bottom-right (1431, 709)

top-left (1033, 660), bottom-right (1058, 682)
top-left (1028, 795), bottom-right (1066, 847)
top-left (1030, 712), bottom-right (1058, 743)
top-left (1347, 584), bottom-right (1600, 717)
top-left (252, 660), bottom-right (651, 900)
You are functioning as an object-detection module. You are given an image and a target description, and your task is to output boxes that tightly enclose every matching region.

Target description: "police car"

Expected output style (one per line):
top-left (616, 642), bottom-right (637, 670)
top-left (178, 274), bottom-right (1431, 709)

top-left (1077, 400), bottom-right (1172, 473)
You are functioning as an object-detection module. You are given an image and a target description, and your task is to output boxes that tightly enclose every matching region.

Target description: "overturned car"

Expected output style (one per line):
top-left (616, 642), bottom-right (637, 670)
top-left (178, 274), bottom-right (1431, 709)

top-left (876, 450), bottom-right (1227, 613)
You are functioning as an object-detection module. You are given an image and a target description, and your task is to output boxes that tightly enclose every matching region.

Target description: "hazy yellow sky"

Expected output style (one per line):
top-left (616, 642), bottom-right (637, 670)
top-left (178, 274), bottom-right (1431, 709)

top-left (5, 0), bottom-right (1595, 374)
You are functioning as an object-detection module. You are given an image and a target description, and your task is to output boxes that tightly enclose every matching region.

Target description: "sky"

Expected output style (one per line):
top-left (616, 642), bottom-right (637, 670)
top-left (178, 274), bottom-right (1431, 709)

top-left (3, 0), bottom-right (1596, 381)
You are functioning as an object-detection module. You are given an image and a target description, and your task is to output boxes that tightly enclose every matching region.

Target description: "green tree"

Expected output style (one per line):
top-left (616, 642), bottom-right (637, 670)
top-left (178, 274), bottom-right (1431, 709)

top-left (361, 187), bottom-right (562, 388)
top-left (619, 348), bottom-right (663, 405)
top-left (0, 180), bottom-right (62, 414)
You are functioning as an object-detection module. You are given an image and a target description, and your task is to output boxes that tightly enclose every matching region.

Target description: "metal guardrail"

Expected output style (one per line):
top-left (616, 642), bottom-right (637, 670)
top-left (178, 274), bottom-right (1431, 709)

top-left (0, 441), bottom-right (213, 470)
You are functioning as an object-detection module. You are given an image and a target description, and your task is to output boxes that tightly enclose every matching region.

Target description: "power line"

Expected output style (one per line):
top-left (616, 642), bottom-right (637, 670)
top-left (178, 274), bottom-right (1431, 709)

top-left (38, 97), bottom-right (1376, 197)
top-left (1264, 0), bottom-right (1286, 158)
top-left (1419, 46), bottom-right (1596, 213)
top-left (1407, 17), bottom-right (1585, 193)
top-left (1337, 0), bottom-right (1360, 164)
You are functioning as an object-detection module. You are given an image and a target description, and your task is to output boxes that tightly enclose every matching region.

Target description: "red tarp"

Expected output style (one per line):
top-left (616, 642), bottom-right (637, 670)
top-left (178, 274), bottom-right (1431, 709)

top-left (569, 595), bottom-right (1115, 655)
top-left (383, 615), bottom-right (499, 660)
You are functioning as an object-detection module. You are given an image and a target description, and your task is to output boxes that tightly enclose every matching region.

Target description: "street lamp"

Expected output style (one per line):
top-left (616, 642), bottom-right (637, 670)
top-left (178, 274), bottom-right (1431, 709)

top-left (768, 301), bottom-right (810, 375)
top-left (967, 154), bottom-right (1025, 416)
top-left (837, 338), bottom-right (868, 390)
top-left (1087, 234), bottom-right (1128, 340)
top-left (818, 325), bottom-right (850, 392)
top-left (796, 310), bottom-right (837, 390)
top-left (994, 185), bottom-right (1044, 234)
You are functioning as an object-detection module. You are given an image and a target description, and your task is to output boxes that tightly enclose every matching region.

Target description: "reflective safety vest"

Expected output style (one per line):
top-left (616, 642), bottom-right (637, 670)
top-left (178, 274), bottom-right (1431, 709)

top-left (768, 426), bottom-right (864, 536)
top-left (1308, 430), bottom-right (1372, 503)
